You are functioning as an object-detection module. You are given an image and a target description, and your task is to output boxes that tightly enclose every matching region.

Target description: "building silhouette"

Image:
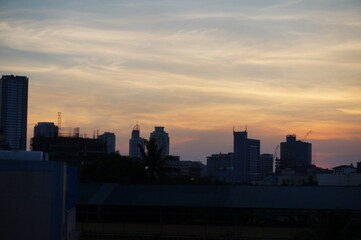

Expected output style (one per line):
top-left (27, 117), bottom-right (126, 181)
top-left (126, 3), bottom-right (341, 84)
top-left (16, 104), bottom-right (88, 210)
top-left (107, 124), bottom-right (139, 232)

top-left (150, 126), bottom-right (169, 157)
top-left (260, 153), bottom-right (274, 180)
top-left (32, 124), bottom-right (110, 166)
top-left (0, 75), bottom-right (28, 150)
top-left (233, 130), bottom-right (260, 182)
top-left (129, 123), bottom-right (145, 159)
top-left (207, 152), bottom-right (233, 181)
top-left (280, 134), bottom-right (312, 167)
top-left (34, 122), bottom-right (59, 138)
top-left (31, 136), bottom-right (107, 167)
top-left (167, 160), bottom-right (206, 178)
top-left (98, 132), bottom-right (116, 153)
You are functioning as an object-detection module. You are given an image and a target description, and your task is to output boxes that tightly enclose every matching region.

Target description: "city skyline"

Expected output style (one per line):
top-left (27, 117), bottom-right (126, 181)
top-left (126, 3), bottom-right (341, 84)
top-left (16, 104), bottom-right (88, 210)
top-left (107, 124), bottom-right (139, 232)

top-left (1, 0), bottom-right (360, 168)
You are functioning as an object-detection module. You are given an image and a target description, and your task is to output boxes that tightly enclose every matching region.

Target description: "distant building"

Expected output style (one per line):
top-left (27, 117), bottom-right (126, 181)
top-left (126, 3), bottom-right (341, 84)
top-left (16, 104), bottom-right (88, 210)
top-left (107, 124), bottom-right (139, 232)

top-left (98, 132), bottom-right (116, 153)
top-left (333, 164), bottom-right (357, 175)
top-left (317, 173), bottom-right (361, 186)
top-left (317, 164), bottom-right (361, 186)
top-left (31, 136), bottom-right (107, 167)
top-left (206, 152), bottom-right (233, 181)
top-left (34, 122), bottom-right (59, 138)
top-left (277, 165), bottom-right (331, 186)
top-left (150, 126), bottom-right (169, 157)
top-left (168, 160), bottom-right (206, 178)
top-left (0, 75), bottom-right (28, 150)
top-left (129, 123), bottom-right (145, 159)
top-left (278, 135), bottom-right (312, 171)
top-left (233, 131), bottom-right (260, 182)
top-left (260, 153), bottom-right (273, 180)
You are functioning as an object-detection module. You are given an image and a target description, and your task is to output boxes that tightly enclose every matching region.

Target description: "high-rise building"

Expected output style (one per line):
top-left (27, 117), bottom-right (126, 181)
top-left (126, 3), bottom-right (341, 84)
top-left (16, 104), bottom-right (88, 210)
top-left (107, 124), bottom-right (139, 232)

top-left (98, 132), bottom-right (116, 153)
top-left (280, 134), bottom-right (312, 167)
top-left (34, 122), bottom-right (59, 138)
top-left (260, 153), bottom-right (273, 180)
top-left (233, 131), bottom-right (260, 182)
top-left (150, 126), bottom-right (169, 157)
top-left (129, 123), bottom-right (145, 159)
top-left (0, 75), bottom-right (28, 150)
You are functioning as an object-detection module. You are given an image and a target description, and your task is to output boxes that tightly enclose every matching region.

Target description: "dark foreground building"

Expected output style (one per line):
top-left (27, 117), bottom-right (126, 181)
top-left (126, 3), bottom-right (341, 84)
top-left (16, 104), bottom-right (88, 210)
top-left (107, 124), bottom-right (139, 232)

top-left (77, 184), bottom-right (361, 240)
top-left (0, 160), bottom-right (77, 240)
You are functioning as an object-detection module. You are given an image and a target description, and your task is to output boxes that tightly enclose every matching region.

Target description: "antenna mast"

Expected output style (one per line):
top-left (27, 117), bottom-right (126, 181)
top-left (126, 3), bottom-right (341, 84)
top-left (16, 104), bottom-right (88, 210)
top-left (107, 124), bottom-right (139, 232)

top-left (57, 112), bottom-right (62, 137)
top-left (57, 112), bottom-right (62, 128)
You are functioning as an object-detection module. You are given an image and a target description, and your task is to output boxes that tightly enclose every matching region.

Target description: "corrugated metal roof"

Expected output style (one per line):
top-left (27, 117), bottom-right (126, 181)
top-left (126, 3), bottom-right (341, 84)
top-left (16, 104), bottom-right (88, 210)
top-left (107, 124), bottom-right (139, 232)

top-left (77, 184), bottom-right (361, 210)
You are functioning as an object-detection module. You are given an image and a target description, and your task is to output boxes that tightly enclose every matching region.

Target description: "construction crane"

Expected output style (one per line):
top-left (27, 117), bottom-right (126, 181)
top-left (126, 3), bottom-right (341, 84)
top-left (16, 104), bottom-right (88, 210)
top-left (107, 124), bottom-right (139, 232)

top-left (302, 130), bottom-right (312, 142)
top-left (57, 112), bottom-right (62, 136)
top-left (57, 112), bottom-right (61, 129)
top-left (273, 145), bottom-right (279, 161)
top-left (274, 145), bottom-right (280, 174)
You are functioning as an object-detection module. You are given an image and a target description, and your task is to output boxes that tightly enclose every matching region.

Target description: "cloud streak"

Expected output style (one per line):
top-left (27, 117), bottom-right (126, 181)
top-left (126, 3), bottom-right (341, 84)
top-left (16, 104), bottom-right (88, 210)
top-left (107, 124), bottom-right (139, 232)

top-left (1, 0), bottom-right (361, 167)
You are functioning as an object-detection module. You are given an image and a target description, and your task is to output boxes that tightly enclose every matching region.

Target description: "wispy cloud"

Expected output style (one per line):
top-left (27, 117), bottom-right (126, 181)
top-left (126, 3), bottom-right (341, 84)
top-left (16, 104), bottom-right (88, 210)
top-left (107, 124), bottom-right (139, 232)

top-left (1, 0), bottom-right (361, 165)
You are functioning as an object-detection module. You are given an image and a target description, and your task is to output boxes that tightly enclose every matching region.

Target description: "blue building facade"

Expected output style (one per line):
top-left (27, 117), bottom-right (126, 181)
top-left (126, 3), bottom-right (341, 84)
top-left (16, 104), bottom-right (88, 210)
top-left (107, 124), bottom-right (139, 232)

top-left (0, 160), bottom-right (76, 240)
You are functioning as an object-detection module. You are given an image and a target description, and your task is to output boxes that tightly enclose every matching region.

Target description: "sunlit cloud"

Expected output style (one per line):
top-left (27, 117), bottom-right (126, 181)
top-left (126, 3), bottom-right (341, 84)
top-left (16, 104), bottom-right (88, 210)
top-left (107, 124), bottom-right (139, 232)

top-left (1, 0), bottom-right (361, 167)
top-left (338, 108), bottom-right (361, 115)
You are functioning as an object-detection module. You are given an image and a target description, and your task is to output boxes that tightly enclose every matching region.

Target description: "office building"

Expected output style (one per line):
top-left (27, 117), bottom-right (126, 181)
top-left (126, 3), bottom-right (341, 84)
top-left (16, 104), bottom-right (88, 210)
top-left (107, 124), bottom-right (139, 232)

top-left (260, 153), bottom-right (273, 180)
top-left (129, 123), bottom-right (145, 159)
top-left (206, 152), bottom-right (233, 181)
top-left (98, 132), bottom-right (116, 153)
top-left (34, 122), bottom-right (59, 138)
top-left (150, 126), bottom-right (169, 157)
top-left (280, 134), bottom-right (312, 167)
top-left (0, 75), bottom-right (28, 150)
top-left (233, 131), bottom-right (260, 182)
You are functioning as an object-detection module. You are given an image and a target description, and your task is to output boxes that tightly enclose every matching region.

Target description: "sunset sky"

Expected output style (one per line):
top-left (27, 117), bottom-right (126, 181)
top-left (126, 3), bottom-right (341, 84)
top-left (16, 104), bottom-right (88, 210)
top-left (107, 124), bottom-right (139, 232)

top-left (1, 0), bottom-right (360, 168)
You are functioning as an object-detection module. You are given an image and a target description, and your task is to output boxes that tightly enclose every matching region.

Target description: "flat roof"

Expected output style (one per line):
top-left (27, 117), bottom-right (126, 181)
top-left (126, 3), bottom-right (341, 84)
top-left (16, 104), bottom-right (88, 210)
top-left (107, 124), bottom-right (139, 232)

top-left (77, 184), bottom-right (361, 210)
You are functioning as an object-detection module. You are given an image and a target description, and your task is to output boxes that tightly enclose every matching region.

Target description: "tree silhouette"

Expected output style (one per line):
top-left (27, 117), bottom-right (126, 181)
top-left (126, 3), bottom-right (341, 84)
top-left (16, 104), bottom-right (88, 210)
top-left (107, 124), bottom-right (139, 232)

top-left (79, 152), bottom-right (147, 183)
top-left (138, 137), bottom-right (173, 181)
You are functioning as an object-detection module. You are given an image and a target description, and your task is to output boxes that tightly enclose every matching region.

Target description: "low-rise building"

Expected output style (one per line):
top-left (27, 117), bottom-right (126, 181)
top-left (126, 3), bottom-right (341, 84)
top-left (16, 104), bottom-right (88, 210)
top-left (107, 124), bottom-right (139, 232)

top-left (317, 163), bottom-right (361, 186)
top-left (206, 152), bottom-right (233, 182)
top-left (168, 160), bottom-right (206, 178)
top-left (31, 136), bottom-right (107, 167)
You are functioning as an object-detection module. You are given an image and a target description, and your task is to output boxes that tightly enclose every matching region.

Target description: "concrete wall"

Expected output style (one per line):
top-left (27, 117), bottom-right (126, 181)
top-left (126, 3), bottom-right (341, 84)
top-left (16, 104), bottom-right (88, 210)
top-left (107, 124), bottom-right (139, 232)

top-left (317, 173), bottom-right (361, 186)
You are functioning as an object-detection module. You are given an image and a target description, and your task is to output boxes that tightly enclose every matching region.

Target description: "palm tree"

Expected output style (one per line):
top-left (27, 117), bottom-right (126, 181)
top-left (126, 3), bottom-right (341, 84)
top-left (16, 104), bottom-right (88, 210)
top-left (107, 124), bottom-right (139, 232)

top-left (138, 137), bottom-right (173, 181)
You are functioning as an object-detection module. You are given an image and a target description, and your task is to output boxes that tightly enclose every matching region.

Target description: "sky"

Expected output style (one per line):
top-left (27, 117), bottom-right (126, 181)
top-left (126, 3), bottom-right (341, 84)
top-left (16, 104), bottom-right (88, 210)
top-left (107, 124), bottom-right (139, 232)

top-left (1, 0), bottom-right (360, 168)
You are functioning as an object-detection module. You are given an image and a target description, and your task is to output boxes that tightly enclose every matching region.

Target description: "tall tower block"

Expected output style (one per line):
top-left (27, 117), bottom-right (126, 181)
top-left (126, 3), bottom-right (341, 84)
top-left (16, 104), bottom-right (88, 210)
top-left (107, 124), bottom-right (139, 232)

top-left (0, 75), bottom-right (29, 150)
